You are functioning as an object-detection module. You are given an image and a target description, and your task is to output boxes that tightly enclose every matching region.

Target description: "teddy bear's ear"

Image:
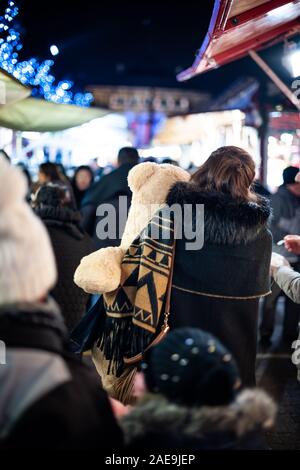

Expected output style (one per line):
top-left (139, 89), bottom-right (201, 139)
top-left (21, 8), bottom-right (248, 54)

top-left (127, 162), bottom-right (158, 192)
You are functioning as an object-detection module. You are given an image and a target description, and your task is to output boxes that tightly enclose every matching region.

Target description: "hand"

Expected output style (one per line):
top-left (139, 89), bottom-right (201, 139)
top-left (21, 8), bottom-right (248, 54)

top-left (284, 235), bottom-right (300, 255)
top-left (109, 398), bottom-right (131, 418)
top-left (270, 252), bottom-right (290, 277)
top-left (132, 371), bottom-right (146, 399)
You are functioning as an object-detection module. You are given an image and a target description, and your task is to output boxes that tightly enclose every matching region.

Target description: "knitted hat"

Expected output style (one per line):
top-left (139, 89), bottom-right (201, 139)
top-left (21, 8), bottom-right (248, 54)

top-left (142, 327), bottom-right (240, 407)
top-left (283, 166), bottom-right (299, 185)
top-left (0, 157), bottom-right (57, 305)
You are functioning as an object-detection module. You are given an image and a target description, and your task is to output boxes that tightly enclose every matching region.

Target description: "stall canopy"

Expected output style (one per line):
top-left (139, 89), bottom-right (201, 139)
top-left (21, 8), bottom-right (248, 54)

top-left (177, 0), bottom-right (300, 81)
top-left (0, 69), bottom-right (108, 132)
top-left (0, 97), bottom-right (108, 132)
top-left (0, 69), bottom-right (31, 106)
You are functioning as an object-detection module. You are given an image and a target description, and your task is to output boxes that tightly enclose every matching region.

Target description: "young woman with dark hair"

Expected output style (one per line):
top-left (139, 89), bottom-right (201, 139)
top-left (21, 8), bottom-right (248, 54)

top-left (166, 146), bottom-right (272, 386)
top-left (71, 165), bottom-right (94, 208)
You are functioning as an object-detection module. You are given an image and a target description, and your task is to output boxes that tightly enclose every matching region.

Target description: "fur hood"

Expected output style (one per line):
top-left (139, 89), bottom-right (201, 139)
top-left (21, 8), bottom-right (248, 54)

top-left (166, 182), bottom-right (271, 245)
top-left (121, 389), bottom-right (276, 446)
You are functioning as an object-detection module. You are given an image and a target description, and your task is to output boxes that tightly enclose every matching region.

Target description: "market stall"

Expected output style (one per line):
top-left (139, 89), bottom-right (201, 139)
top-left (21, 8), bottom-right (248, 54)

top-left (177, 0), bottom-right (300, 184)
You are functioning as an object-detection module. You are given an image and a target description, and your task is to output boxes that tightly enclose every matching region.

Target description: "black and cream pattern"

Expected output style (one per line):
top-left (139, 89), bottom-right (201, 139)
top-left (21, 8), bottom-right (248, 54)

top-left (98, 208), bottom-right (175, 374)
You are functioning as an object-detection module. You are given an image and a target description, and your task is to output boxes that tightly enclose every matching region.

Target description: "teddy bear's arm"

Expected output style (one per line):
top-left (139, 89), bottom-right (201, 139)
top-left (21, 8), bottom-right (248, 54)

top-left (74, 246), bottom-right (125, 294)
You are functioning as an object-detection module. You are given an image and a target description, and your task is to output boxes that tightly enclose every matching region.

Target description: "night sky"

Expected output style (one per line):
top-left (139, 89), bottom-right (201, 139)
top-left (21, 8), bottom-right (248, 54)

top-left (17, 0), bottom-right (294, 97)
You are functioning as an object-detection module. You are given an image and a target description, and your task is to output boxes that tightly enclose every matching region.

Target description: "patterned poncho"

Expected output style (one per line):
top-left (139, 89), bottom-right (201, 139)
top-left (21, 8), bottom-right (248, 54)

top-left (97, 207), bottom-right (175, 375)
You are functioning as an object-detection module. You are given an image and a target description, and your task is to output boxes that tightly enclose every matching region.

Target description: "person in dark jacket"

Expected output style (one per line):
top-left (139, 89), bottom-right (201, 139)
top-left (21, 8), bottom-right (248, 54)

top-left (80, 147), bottom-right (139, 248)
top-left (121, 328), bottom-right (276, 451)
top-left (0, 300), bottom-right (123, 451)
top-left (261, 166), bottom-right (300, 343)
top-left (166, 146), bottom-right (272, 386)
top-left (0, 158), bottom-right (122, 450)
top-left (71, 165), bottom-right (94, 209)
top-left (33, 182), bottom-right (95, 331)
top-left (270, 166), bottom-right (300, 243)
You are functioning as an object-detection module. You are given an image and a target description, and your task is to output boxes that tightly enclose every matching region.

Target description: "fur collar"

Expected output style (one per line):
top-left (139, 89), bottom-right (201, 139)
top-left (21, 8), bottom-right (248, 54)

top-left (166, 182), bottom-right (271, 244)
top-left (121, 389), bottom-right (276, 444)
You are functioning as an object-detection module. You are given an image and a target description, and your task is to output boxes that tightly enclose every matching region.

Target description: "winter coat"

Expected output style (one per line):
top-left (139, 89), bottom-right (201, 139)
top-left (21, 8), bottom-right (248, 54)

top-left (121, 390), bottom-right (276, 451)
top-left (270, 185), bottom-right (300, 243)
top-left (166, 183), bottom-right (272, 386)
top-left (35, 206), bottom-right (95, 331)
top-left (80, 162), bottom-right (136, 248)
top-left (0, 299), bottom-right (123, 450)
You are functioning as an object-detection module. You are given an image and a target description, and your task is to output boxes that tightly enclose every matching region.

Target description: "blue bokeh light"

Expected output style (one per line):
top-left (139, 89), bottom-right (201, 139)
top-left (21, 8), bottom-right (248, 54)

top-left (0, 1), bottom-right (93, 106)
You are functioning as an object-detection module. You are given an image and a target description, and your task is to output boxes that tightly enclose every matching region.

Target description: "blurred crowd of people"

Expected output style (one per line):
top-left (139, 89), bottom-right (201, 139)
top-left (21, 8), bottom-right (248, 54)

top-left (0, 145), bottom-right (299, 451)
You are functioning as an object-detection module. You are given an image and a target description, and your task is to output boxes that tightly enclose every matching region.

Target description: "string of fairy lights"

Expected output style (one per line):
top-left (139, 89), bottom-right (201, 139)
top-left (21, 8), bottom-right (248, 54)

top-left (0, 1), bottom-right (93, 106)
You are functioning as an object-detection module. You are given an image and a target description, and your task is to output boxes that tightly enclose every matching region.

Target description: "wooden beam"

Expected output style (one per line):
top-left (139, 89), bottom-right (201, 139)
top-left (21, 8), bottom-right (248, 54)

top-left (249, 49), bottom-right (300, 111)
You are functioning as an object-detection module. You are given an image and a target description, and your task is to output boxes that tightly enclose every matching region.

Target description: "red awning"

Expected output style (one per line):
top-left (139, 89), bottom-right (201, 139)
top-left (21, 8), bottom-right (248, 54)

top-left (177, 0), bottom-right (300, 81)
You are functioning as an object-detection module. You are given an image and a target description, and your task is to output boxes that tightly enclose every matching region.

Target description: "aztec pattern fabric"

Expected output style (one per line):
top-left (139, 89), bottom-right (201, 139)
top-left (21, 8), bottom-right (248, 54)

top-left (98, 207), bottom-right (175, 375)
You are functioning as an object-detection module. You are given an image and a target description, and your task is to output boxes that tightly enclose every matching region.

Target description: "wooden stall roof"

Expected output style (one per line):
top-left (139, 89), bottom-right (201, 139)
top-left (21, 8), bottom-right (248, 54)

top-left (177, 0), bottom-right (300, 81)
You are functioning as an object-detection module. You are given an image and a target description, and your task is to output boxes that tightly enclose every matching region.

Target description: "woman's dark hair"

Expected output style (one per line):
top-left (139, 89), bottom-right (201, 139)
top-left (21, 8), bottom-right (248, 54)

top-left (73, 165), bottom-right (94, 183)
top-left (39, 162), bottom-right (62, 182)
top-left (34, 182), bottom-right (75, 210)
top-left (191, 146), bottom-right (257, 201)
top-left (118, 147), bottom-right (139, 165)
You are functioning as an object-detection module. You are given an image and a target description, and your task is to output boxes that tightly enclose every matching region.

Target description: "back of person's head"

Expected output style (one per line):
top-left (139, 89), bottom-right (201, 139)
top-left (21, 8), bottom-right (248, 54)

top-left (161, 157), bottom-right (179, 166)
top-left (34, 182), bottom-right (75, 210)
top-left (39, 162), bottom-right (62, 183)
top-left (117, 147), bottom-right (139, 166)
top-left (142, 327), bottom-right (240, 407)
top-left (142, 156), bottom-right (157, 163)
top-left (282, 166), bottom-right (299, 186)
top-left (191, 146), bottom-right (256, 201)
top-left (0, 158), bottom-right (57, 305)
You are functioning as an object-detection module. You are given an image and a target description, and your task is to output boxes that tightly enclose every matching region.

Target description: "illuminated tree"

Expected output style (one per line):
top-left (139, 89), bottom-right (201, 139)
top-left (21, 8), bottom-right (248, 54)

top-left (0, 1), bottom-right (93, 106)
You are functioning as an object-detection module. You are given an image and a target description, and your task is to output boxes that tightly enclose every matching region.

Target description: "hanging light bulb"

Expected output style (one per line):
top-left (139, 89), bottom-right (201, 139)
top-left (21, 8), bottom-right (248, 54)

top-left (289, 49), bottom-right (300, 78)
top-left (283, 40), bottom-right (300, 78)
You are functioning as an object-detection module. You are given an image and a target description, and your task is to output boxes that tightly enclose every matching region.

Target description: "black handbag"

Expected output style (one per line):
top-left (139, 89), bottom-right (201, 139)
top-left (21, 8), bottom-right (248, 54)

top-left (69, 295), bottom-right (106, 354)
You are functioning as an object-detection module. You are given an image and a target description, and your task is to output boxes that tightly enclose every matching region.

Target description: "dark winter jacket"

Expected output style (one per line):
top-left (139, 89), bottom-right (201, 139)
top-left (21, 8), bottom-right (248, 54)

top-left (121, 390), bottom-right (276, 451)
top-left (71, 182), bottom-right (88, 209)
top-left (35, 206), bottom-right (95, 330)
top-left (270, 185), bottom-right (300, 262)
top-left (80, 162), bottom-right (136, 248)
top-left (166, 183), bottom-right (272, 386)
top-left (270, 185), bottom-right (300, 243)
top-left (0, 299), bottom-right (123, 450)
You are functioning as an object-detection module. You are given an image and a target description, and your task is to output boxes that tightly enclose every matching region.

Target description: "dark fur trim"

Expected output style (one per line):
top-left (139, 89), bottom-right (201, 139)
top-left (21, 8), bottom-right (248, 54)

top-left (166, 182), bottom-right (271, 245)
top-left (121, 389), bottom-right (276, 444)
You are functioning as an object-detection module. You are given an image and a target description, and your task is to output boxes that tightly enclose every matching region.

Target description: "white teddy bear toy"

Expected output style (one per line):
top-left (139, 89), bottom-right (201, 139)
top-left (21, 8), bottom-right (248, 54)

top-left (74, 162), bottom-right (190, 294)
